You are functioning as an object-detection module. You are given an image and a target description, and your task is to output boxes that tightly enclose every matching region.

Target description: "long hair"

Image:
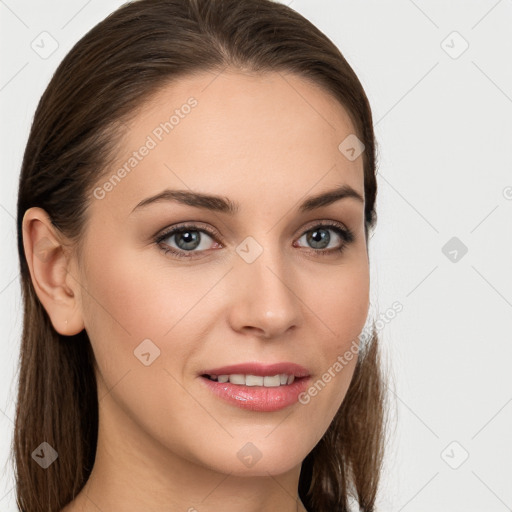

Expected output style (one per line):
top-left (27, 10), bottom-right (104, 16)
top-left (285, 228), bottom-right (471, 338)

top-left (14, 1), bottom-right (389, 510)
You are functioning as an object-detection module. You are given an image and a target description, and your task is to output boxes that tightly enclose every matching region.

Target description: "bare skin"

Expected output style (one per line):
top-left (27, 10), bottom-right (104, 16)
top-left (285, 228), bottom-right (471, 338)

top-left (23, 69), bottom-right (369, 512)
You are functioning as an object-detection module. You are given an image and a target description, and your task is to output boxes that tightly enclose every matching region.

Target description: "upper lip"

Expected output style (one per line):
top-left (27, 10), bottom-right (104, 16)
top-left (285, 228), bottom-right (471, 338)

top-left (200, 362), bottom-right (310, 378)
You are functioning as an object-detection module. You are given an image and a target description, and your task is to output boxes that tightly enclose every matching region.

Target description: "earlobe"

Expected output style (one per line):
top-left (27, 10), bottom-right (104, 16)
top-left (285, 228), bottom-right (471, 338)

top-left (22, 207), bottom-right (85, 336)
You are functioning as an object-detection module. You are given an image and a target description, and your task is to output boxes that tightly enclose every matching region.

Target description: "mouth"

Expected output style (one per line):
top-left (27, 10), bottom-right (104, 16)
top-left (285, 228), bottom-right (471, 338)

top-left (197, 362), bottom-right (311, 411)
top-left (198, 361), bottom-right (310, 387)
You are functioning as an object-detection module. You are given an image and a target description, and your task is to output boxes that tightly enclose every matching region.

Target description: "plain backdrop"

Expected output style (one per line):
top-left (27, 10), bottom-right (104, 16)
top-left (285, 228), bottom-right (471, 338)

top-left (1, 1), bottom-right (512, 511)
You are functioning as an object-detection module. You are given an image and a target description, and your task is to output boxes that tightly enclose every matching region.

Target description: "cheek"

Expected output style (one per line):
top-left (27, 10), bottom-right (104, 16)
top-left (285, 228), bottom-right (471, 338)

top-left (313, 259), bottom-right (370, 351)
top-left (299, 259), bottom-right (369, 424)
top-left (79, 241), bottom-right (224, 393)
top-left (82, 241), bottom-right (212, 340)
top-left (77, 245), bottom-right (226, 461)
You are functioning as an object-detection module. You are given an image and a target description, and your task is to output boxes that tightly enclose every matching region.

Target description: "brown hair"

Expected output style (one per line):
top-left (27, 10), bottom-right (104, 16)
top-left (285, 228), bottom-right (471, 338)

top-left (14, 0), bottom-right (389, 510)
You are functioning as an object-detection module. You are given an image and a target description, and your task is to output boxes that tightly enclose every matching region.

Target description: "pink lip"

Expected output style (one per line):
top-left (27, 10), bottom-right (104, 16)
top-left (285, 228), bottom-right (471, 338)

top-left (199, 362), bottom-right (310, 378)
top-left (198, 362), bottom-right (311, 412)
top-left (199, 375), bottom-right (311, 412)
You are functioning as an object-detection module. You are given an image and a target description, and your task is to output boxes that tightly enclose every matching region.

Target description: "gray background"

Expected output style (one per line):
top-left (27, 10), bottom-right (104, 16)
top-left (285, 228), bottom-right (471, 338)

top-left (1, 0), bottom-right (511, 510)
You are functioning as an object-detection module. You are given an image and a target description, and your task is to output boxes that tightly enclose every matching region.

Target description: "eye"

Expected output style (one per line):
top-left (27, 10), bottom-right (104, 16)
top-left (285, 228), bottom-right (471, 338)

top-left (294, 221), bottom-right (355, 256)
top-left (154, 221), bottom-right (355, 259)
top-left (155, 223), bottom-right (220, 259)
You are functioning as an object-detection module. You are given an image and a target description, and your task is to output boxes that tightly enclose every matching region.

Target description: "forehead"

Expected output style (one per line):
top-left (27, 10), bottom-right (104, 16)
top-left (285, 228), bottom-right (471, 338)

top-left (93, 70), bottom-right (364, 215)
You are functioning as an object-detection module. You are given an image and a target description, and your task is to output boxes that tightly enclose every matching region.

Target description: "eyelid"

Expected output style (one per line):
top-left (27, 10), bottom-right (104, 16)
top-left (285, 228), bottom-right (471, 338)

top-left (299, 218), bottom-right (348, 233)
top-left (155, 221), bottom-right (220, 242)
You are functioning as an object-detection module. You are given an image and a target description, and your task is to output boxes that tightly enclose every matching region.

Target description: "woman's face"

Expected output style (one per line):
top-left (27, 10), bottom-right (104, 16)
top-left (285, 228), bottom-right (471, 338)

top-left (73, 70), bottom-right (369, 476)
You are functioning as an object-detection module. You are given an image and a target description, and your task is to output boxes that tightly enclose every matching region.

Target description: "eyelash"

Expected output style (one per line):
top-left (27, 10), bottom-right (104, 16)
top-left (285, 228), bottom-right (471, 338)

top-left (154, 221), bottom-right (355, 260)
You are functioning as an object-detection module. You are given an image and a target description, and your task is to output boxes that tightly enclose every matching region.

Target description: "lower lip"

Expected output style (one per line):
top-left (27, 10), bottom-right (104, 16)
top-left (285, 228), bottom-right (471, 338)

top-left (199, 376), bottom-right (311, 412)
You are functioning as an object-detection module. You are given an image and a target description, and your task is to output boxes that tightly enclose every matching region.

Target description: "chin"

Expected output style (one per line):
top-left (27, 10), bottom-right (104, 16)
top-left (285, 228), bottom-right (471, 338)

top-left (195, 438), bottom-right (309, 477)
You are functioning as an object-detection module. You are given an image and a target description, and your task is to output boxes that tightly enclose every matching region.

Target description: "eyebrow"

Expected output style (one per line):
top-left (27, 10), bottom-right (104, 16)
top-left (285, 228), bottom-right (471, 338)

top-left (131, 184), bottom-right (364, 215)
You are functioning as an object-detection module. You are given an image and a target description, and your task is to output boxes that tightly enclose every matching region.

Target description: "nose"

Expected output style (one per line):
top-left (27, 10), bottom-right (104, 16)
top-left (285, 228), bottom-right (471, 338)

top-left (227, 245), bottom-right (303, 339)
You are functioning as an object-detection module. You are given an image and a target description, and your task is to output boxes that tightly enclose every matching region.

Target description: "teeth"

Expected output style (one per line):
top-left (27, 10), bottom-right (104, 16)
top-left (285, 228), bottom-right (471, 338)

top-left (246, 375), bottom-right (264, 386)
top-left (263, 375), bottom-right (281, 387)
top-left (208, 373), bottom-right (296, 387)
top-left (229, 374), bottom-right (246, 385)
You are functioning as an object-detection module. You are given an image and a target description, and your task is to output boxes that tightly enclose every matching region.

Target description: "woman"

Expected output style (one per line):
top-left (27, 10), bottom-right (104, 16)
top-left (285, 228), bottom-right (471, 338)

top-left (14, 0), bottom-right (389, 510)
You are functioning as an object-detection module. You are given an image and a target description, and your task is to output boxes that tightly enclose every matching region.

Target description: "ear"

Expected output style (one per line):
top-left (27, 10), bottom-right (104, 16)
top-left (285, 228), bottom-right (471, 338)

top-left (22, 207), bottom-right (85, 336)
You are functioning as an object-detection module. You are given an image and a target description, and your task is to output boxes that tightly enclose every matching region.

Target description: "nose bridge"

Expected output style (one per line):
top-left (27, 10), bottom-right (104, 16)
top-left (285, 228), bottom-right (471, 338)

top-left (228, 234), bottom-right (302, 337)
